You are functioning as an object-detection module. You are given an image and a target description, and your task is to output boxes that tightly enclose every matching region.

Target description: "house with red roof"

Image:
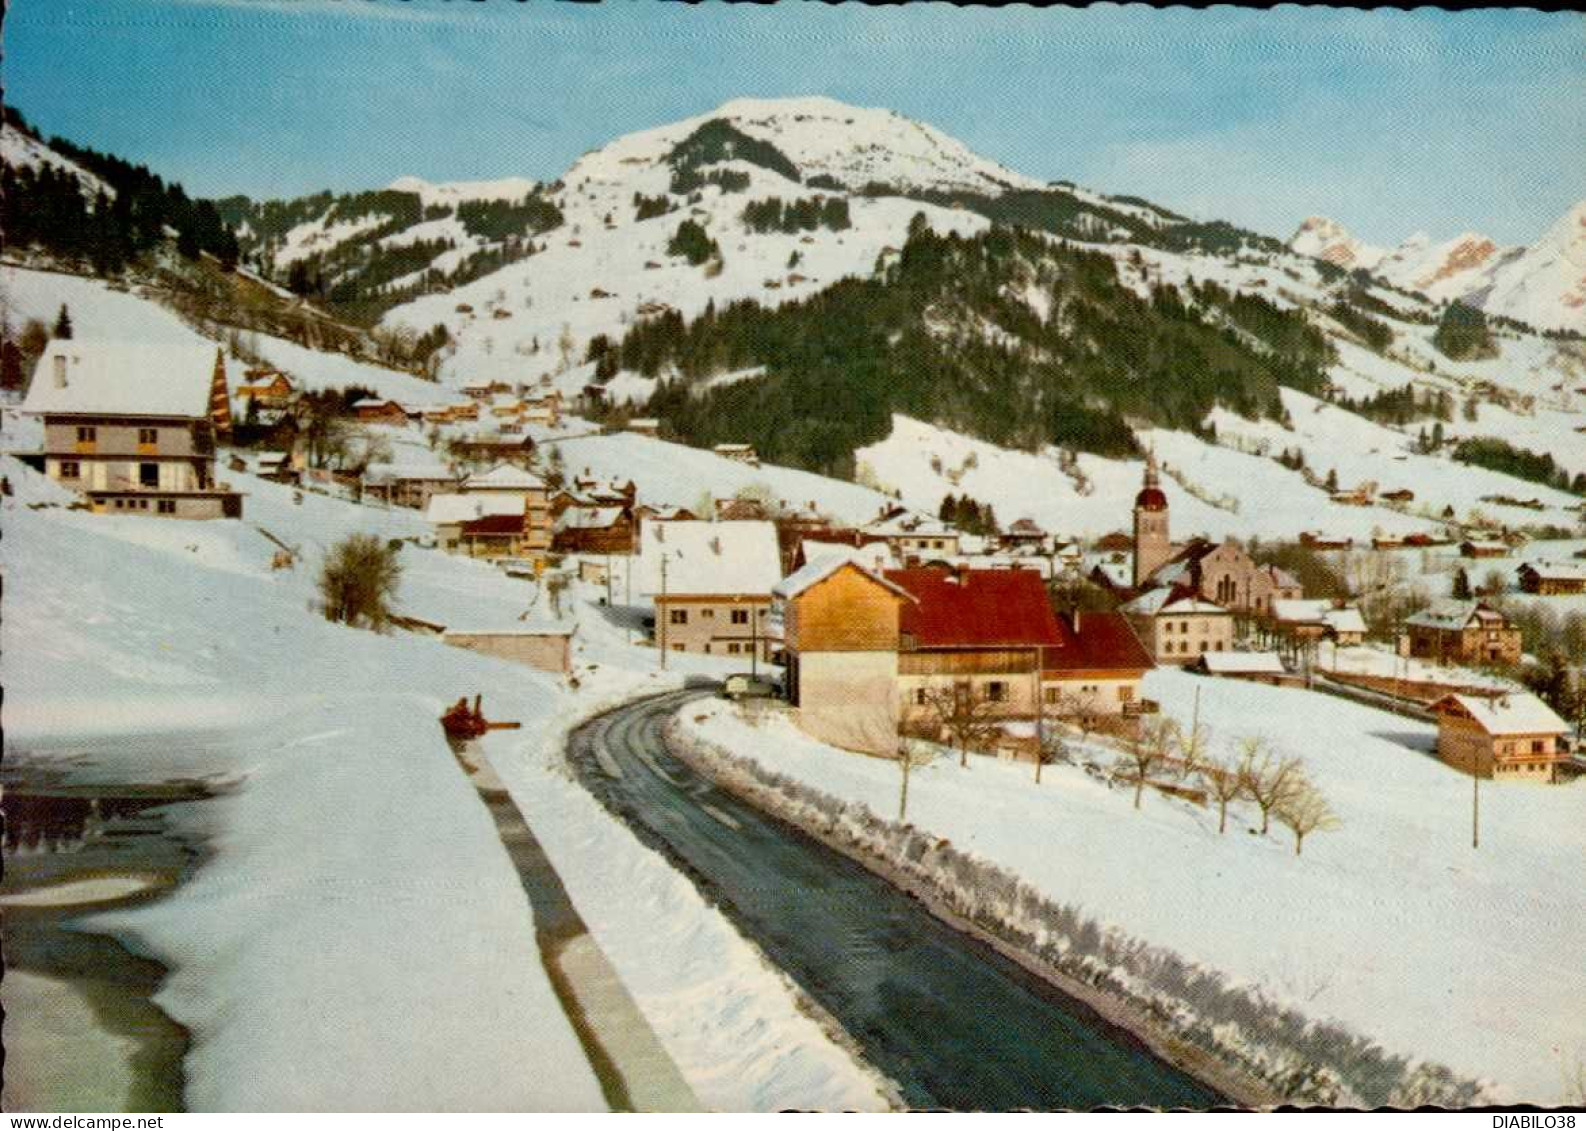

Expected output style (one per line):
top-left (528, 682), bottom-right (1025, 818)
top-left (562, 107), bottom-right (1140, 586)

top-left (888, 566), bottom-right (1064, 725)
top-left (1041, 611), bottom-right (1158, 723)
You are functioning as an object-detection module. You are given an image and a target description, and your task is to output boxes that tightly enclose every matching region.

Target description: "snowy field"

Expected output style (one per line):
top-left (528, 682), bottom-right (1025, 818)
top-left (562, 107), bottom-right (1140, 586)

top-left (0, 454), bottom-right (886, 1111)
top-left (681, 668), bottom-right (1586, 1105)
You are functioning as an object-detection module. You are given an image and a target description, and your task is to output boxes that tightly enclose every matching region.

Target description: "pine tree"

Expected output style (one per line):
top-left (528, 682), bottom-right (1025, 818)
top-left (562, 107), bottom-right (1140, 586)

top-left (53, 304), bottom-right (73, 340)
top-left (1452, 567), bottom-right (1472, 601)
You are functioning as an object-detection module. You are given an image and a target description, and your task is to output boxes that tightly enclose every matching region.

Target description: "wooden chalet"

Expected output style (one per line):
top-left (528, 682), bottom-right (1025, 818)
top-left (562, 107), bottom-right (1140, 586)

top-left (1429, 692), bottom-right (1570, 783)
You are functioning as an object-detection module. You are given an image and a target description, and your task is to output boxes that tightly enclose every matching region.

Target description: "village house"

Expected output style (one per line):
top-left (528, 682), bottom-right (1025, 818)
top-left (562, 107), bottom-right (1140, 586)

top-left (423, 493), bottom-right (528, 556)
top-left (793, 538), bottom-right (896, 574)
top-left (24, 341), bottom-right (243, 519)
top-left (352, 398), bottom-right (410, 426)
top-left (459, 464), bottom-right (551, 559)
top-left (999, 517), bottom-right (1051, 554)
top-left (1460, 539), bottom-right (1511, 560)
top-left (861, 505), bottom-right (962, 563)
top-left (1041, 610), bottom-right (1157, 722)
top-left (362, 461), bottom-right (458, 509)
top-left (715, 495), bottom-right (771, 522)
top-left (1271, 599), bottom-right (1369, 646)
top-left (626, 417), bottom-right (660, 437)
top-left (773, 558), bottom-right (918, 753)
top-left (1121, 585), bottom-right (1235, 665)
top-left (570, 470), bottom-right (637, 507)
top-left (252, 451), bottom-right (296, 484)
top-left (889, 566), bottom-right (1064, 727)
top-left (520, 390), bottom-right (563, 428)
top-left (451, 430), bottom-right (536, 467)
top-left (1429, 692), bottom-right (1571, 783)
top-left (639, 520), bottom-right (783, 662)
top-left (632, 504), bottom-right (697, 530)
top-left (234, 368), bottom-right (296, 409)
top-left (553, 505), bottom-right (635, 555)
top-left (713, 442), bottom-right (760, 466)
top-left (1516, 560), bottom-right (1586, 596)
top-left (1405, 600), bottom-right (1523, 666)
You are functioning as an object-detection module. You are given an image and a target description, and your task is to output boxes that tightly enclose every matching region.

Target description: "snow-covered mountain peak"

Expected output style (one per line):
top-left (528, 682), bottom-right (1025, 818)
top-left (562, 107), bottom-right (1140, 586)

top-left (1288, 215), bottom-right (1386, 270)
top-left (562, 94), bottom-right (1041, 200)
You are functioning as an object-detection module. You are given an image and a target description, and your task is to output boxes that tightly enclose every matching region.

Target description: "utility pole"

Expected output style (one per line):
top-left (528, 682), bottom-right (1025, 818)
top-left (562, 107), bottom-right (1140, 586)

top-left (1472, 749), bottom-right (1482, 849)
top-left (659, 553), bottom-right (669, 670)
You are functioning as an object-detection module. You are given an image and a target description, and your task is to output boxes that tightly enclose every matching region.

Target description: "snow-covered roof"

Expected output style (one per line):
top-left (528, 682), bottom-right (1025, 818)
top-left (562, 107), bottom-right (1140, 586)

top-left (801, 538), bottom-right (896, 572)
top-left (554, 506), bottom-right (625, 533)
top-left (638, 520), bottom-right (782, 597)
top-left (1434, 693), bottom-right (1568, 737)
top-left (1519, 560), bottom-right (1586, 582)
top-left (365, 460), bottom-right (455, 483)
top-left (862, 510), bottom-right (955, 538)
top-left (22, 341), bottom-right (222, 418)
top-left (1406, 600), bottom-right (1505, 631)
top-left (462, 463), bottom-right (545, 491)
top-left (352, 397), bottom-right (402, 409)
top-left (423, 493), bottom-right (525, 525)
top-left (1199, 651), bottom-right (1288, 675)
top-left (772, 555), bottom-right (915, 603)
top-left (1122, 587), bottom-right (1228, 617)
top-left (1272, 599), bottom-right (1367, 634)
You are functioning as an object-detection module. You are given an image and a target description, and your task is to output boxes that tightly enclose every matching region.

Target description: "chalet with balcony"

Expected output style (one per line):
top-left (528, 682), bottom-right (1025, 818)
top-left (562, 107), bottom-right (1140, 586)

top-left (1516, 560), bottom-right (1586, 596)
top-left (1429, 692), bottom-right (1570, 783)
top-left (352, 398), bottom-right (410, 425)
top-left (24, 341), bottom-right (242, 519)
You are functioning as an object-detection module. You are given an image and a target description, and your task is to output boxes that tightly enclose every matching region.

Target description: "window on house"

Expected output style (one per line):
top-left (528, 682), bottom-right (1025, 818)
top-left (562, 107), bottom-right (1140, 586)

top-left (138, 499), bottom-right (149, 510)
top-left (140, 463), bottom-right (159, 488)
top-left (701, 608), bottom-right (714, 619)
top-left (1532, 740), bottom-right (1545, 753)
top-left (671, 643), bottom-right (685, 652)
top-left (913, 688), bottom-right (928, 706)
top-left (1199, 640), bottom-right (1208, 652)
top-left (986, 681), bottom-right (1008, 702)
top-left (1043, 687), bottom-right (1059, 704)
top-left (669, 609), bottom-right (688, 625)
top-left (59, 461), bottom-right (80, 478)
top-left (1118, 685), bottom-right (1134, 701)
top-left (157, 500), bottom-right (176, 515)
top-left (77, 426), bottom-right (96, 443)
top-left (731, 609), bottom-right (749, 625)
top-left (138, 428), bottom-right (158, 445)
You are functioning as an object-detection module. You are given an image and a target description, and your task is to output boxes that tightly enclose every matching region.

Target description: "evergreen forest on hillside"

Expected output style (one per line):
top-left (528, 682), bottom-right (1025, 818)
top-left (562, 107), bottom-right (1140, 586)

top-left (622, 221), bottom-right (1334, 476)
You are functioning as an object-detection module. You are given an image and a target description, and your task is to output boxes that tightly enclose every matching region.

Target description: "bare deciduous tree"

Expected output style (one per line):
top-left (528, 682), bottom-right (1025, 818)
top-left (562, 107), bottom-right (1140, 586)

top-left (915, 683), bottom-right (1001, 768)
top-left (1053, 686), bottom-right (1103, 743)
top-left (1274, 774), bottom-right (1339, 855)
top-left (1035, 726), bottom-right (1069, 786)
top-left (1237, 737), bottom-right (1304, 835)
top-left (1120, 715), bottom-right (1177, 810)
top-left (1199, 754), bottom-right (1247, 835)
top-left (894, 717), bottom-right (940, 822)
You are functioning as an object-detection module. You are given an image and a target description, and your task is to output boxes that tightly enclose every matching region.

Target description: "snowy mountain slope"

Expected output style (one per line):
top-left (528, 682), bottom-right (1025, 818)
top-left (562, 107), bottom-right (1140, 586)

top-left (386, 174), bottom-right (543, 209)
top-left (1, 122), bottom-right (113, 199)
top-left (0, 265), bottom-right (460, 406)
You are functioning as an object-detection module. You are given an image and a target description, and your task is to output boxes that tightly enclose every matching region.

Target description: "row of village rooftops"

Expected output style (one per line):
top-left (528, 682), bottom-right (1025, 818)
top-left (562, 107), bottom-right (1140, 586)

top-left (13, 344), bottom-right (1573, 783)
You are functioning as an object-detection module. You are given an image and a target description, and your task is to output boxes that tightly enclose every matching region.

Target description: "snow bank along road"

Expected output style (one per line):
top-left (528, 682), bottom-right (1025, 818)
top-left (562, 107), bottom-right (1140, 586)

top-left (567, 689), bottom-right (1224, 1111)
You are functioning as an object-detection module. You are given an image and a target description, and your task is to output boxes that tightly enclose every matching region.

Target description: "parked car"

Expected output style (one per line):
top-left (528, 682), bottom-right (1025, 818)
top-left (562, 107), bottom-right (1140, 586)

top-left (723, 673), bottom-right (776, 702)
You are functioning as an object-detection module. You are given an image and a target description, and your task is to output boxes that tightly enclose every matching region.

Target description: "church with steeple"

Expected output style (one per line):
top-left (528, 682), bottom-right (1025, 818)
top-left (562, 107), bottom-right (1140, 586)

top-left (1132, 451), bottom-right (1173, 587)
top-left (1115, 453), bottom-right (1305, 617)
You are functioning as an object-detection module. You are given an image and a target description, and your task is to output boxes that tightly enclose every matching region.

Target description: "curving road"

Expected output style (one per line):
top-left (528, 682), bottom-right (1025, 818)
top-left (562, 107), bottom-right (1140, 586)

top-left (568, 688), bottom-right (1224, 1112)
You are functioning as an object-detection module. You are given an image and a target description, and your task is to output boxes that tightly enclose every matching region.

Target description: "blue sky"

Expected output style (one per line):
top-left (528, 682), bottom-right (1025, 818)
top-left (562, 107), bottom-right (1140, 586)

top-left (5, 1), bottom-right (1582, 246)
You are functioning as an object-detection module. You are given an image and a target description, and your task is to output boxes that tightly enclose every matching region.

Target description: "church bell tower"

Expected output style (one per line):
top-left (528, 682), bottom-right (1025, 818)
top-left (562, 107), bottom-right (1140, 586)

top-left (1132, 452), bottom-right (1171, 587)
